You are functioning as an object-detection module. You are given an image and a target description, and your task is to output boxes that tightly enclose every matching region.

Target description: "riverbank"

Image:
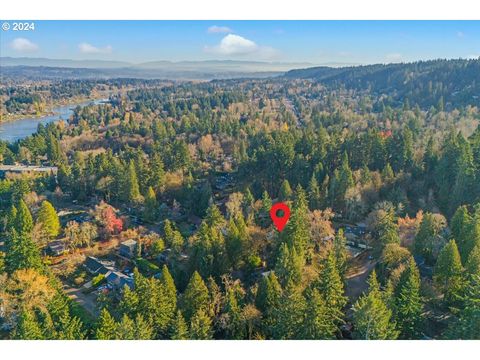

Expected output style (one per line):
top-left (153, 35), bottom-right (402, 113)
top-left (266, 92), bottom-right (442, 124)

top-left (0, 98), bottom-right (108, 143)
top-left (0, 92), bottom-right (112, 124)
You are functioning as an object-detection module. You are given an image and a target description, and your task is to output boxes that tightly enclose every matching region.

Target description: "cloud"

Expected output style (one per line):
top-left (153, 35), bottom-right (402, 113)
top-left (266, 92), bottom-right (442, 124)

top-left (207, 25), bottom-right (232, 34)
top-left (10, 38), bottom-right (39, 52)
top-left (78, 42), bottom-right (112, 54)
top-left (457, 31), bottom-right (465, 38)
top-left (204, 34), bottom-right (279, 59)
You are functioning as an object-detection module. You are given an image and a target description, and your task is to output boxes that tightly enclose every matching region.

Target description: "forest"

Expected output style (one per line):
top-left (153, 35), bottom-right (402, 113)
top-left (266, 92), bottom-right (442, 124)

top-left (0, 58), bottom-right (479, 340)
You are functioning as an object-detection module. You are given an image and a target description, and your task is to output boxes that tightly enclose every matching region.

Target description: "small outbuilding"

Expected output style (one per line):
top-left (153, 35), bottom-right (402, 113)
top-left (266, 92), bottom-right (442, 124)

top-left (119, 239), bottom-right (138, 258)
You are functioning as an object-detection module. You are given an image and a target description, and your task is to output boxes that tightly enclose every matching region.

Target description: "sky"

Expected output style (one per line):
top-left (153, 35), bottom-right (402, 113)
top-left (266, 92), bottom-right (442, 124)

top-left (1, 21), bottom-right (479, 65)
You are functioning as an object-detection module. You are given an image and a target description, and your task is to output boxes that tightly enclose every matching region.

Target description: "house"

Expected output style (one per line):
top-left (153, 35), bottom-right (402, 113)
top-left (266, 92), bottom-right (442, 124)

top-left (84, 256), bottom-right (113, 275)
top-left (47, 241), bottom-right (66, 256)
top-left (119, 239), bottom-right (137, 258)
top-left (105, 270), bottom-right (133, 289)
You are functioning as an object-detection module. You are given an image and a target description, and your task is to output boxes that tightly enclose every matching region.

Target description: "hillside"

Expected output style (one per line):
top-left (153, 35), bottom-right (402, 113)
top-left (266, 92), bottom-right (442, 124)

top-left (284, 59), bottom-right (480, 109)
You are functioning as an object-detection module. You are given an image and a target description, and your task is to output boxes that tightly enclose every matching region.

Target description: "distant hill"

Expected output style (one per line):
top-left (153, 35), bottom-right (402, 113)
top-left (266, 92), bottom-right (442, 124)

top-left (0, 57), bottom-right (132, 69)
top-left (284, 59), bottom-right (480, 109)
top-left (0, 57), bottom-right (313, 80)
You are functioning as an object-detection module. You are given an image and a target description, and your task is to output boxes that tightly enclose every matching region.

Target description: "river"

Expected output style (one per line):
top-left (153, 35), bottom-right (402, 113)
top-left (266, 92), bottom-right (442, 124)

top-left (0, 99), bottom-right (107, 143)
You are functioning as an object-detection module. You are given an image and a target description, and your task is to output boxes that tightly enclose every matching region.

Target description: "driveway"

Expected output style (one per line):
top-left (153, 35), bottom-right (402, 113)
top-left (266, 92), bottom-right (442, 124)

top-left (63, 284), bottom-right (98, 317)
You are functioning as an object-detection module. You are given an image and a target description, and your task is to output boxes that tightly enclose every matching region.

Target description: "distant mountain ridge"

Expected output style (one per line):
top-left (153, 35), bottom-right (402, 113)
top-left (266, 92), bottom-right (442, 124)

top-left (284, 58), bottom-right (480, 109)
top-left (0, 57), bottom-right (315, 80)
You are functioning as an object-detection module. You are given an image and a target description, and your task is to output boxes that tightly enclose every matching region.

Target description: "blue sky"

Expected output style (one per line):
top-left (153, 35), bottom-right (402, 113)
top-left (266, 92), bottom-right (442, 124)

top-left (1, 21), bottom-right (479, 64)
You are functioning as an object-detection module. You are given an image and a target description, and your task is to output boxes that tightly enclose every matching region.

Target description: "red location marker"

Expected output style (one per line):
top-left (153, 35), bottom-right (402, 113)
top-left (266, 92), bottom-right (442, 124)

top-left (270, 202), bottom-right (290, 232)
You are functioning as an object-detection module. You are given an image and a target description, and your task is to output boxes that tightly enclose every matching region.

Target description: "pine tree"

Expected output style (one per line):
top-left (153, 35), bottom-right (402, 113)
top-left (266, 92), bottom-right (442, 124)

top-left (394, 258), bottom-right (423, 339)
top-left (224, 288), bottom-right (244, 339)
top-left (134, 314), bottom-right (154, 339)
top-left (261, 190), bottom-right (272, 215)
top-left (189, 309), bottom-right (213, 340)
top-left (301, 289), bottom-right (338, 339)
top-left (278, 179), bottom-right (292, 201)
top-left (466, 245), bottom-right (480, 277)
top-left (352, 271), bottom-right (399, 340)
top-left (182, 271), bottom-right (210, 321)
top-left (271, 281), bottom-right (306, 339)
top-left (119, 285), bottom-right (139, 318)
top-left (451, 205), bottom-right (472, 262)
top-left (126, 160), bottom-right (142, 204)
top-left (14, 309), bottom-right (44, 340)
top-left (163, 219), bottom-right (184, 252)
top-left (275, 243), bottom-right (302, 287)
top-left (318, 251), bottom-right (347, 313)
top-left (155, 265), bottom-right (177, 336)
top-left (434, 239), bottom-right (464, 305)
top-left (205, 203), bottom-right (224, 229)
top-left (4, 229), bottom-right (43, 274)
top-left (15, 199), bottom-right (33, 234)
top-left (170, 310), bottom-right (188, 340)
top-left (255, 272), bottom-right (282, 337)
top-left (333, 229), bottom-right (348, 278)
top-left (116, 314), bottom-right (136, 340)
top-left (143, 186), bottom-right (157, 222)
top-left (308, 174), bottom-right (321, 210)
top-left (95, 308), bottom-right (117, 340)
top-left (444, 275), bottom-right (480, 339)
top-left (281, 185), bottom-right (310, 258)
top-left (37, 200), bottom-right (61, 238)
top-left (336, 152), bottom-right (355, 208)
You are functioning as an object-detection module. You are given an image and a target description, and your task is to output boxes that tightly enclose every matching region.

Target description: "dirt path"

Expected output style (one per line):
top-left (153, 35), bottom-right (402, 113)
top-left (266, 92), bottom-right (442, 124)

top-left (63, 284), bottom-right (98, 317)
top-left (345, 260), bottom-right (377, 302)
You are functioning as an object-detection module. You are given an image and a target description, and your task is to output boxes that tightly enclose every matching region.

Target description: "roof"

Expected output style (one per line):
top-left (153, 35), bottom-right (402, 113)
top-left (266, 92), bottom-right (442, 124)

top-left (105, 270), bottom-right (133, 288)
top-left (84, 256), bottom-right (113, 274)
top-left (121, 239), bottom-right (137, 247)
top-left (48, 241), bottom-right (65, 252)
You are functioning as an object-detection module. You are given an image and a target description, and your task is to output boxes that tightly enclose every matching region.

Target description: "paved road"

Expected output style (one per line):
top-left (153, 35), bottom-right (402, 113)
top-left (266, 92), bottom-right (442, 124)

top-left (63, 284), bottom-right (98, 317)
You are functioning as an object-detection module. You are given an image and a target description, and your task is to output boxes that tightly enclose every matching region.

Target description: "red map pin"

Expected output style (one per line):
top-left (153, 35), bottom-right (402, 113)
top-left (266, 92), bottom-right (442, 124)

top-left (270, 202), bottom-right (290, 232)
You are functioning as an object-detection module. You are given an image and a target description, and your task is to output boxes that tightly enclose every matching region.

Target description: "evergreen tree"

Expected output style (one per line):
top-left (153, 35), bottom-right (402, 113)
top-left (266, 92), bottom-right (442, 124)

top-left (95, 308), bottom-right (117, 340)
top-left (318, 251), bottom-right (347, 313)
top-left (434, 240), bottom-right (464, 305)
top-left (271, 281), bottom-right (306, 339)
top-left (37, 200), bottom-right (61, 238)
top-left (4, 229), bottom-right (43, 274)
top-left (333, 229), bottom-right (348, 278)
top-left (274, 243), bottom-right (302, 287)
top-left (15, 199), bottom-right (33, 234)
top-left (189, 309), bottom-right (213, 340)
top-left (163, 219), bottom-right (184, 252)
top-left (278, 179), bottom-right (293, 201)
top-left (14, 309), bottom-right (44, 340)
top-left (466, 245), bottom-right (480, 277)
top-left (224, 288), bottom-right (244, 339)
top-left (134, 314), bottom-right (154, 339)
top-left (450, 205), bottom-right (472, 262)
top-left (352, 271), bottom-right (399, 340)
top-left (125, 160), bottom-right (142, 204)
top-left (116, 314), bottom-right (136, 340)
top-left (182, 271), bottom-right (210, 321)
top-left (170, 310), bottom-right (188, 340)
top-left (308, 174), bottom-right (321, 210)
top-left (394, 258), bottom-right (423, 339)
top-left (282, 185), bottom-right (310, 257)
top-left (255, 272), bottom-right (282, 336)
top-left (301, 289), bottom-right (338, 339)
top-left (444, 275), bottom-right (480, 339)
top-left (261, 190), bottom-right (272, 216)
top-left (143, 186), bottom-right (157, 222)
